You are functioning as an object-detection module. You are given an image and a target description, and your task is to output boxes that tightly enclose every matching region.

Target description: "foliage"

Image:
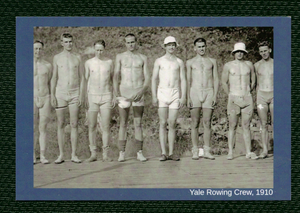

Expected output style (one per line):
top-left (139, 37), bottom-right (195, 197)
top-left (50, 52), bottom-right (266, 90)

top-left (34, 27), bottom-right (273, 159)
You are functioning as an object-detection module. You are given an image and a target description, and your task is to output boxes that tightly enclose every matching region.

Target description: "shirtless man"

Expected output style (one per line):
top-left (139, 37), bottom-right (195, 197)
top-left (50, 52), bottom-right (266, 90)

top-left (51, 33), bottom-right (85, 164)
top-left (34, 40), bottom-right (52, 164)
top-left (254, 41), bottom-right (273, 159)
top-left (222, 42), bottom-right (258, 160)
top-left (186, 38), bottom-right (219, 160)
top-left (113, 33), bottom-right (150, 162)
top-left (85, 40), bottom-right (115, 162)
top-left (152, 36), bottom-right (186, 161)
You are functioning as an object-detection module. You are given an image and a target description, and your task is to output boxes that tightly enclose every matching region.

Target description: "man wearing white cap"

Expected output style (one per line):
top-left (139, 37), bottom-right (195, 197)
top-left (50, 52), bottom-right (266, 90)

top-left (113, 33), bottom-right (150, 162)
top-left (85, 40), bottom-right (115, 162)
top-left (222, 42), bottom-right (257, 160)
top-left (254, 41), bottom-right (273, 159)
top-left (186, 38), bottom-right (219, 160)
top-left (152, 36), bottom-right (186, 161)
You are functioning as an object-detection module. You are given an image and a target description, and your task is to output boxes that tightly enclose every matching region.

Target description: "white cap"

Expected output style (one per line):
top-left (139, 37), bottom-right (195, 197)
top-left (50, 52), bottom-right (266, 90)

top-left (232, 42), bottom-right (248, 54)
top-left (164, 36), bottom-right (179, 46)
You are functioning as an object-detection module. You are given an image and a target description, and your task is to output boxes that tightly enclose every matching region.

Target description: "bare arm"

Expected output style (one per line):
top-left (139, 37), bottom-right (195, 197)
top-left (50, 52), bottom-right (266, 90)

top-left (133, 55), bottom-right (150, 101)
top-left (254, 62), bottom-right (259, 91)
top-left (113, 54), bottom-right (121, 97)
top-left (248, 62), bottom-right (256, 91)
top-left (46, 62), bottom-right (52, 93)
top-left (186, 60), bottom-right (192, 107)
top-left (221, 63), bottom-right (229, 95)
top-left (50, 55), bottom-right (58, 107)
top-left (84, 60), bottom-right (90, 108)
top-left (78, 55), bottom-right (85, 106)
top-left (141, 55), bottom-right (150, 93)
top-left (179, 59), bottom-right (187, 108)
top-left (212, 58), bottom-right (219, 105)
top-left (151, 59), bottom-right (160, 106)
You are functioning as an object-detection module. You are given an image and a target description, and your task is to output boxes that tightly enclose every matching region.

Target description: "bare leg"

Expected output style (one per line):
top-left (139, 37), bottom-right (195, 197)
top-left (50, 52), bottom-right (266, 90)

top-left (100, 108), bottom-right (113, 162)
top-left (100, 108), bottom-right (112, 147)
top-left (55, 108), bottom-right (66, 163)
top-left (203, 108), bottom-right (215, 160)
top-left (168, 109), bottom-right (179, 156)
top-left (228, 112), bottom-right (239, 159)
top-left (270, 103), bottom-right (274, 140)
top-left (257, 104), bottom-right (269, 157)
top-left (33, 105), bottom-right (39, 164)
top-left (87, 110), bottom-right (98, 162)
top-left (158, 107), bottom-right (168, 155)
top-left (133, 106), bottom-right (144, 142)
top-left (203, 108), bottom-right (213, 148)
top-left (241, 113), bottom-right (253, 155)
top-left (69, 104), bottom-right (80, 163)
top-left (190, 107), bottom-right (201, 148)
top-left (39, 115), bottom-right (49, 163)
top-left (118, 107), bottom-right (130, 141)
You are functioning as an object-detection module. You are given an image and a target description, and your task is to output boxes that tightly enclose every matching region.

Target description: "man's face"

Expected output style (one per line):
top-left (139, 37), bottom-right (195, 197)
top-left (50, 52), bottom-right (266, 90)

top-left (94, 44), bottom-right (105, 58)
top-left (234, 51), bottom-right (244, 60)
top-left (165, 42), bottom-right (176, 54)
top-left (34, 43), bottom-right (43, 58)
top-left (259, 46), bottom-right (271, 60)
top-left (61, 37), bottom-right (73, 51)
top-left (125, 36), bottom-right (136, 51)
top-left (194, 42), bottom-right (206, 56)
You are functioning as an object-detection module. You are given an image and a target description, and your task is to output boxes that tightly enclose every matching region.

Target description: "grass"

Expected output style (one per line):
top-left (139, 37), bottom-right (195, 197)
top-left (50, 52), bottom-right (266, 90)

top-left (34, 27), bottom-right (273, 161)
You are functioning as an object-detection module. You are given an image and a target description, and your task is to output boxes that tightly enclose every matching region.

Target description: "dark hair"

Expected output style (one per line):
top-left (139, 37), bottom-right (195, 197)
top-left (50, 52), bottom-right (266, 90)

top-left (60, 33), bottom-right (73, 41)
top-left (194, 38), bottom-right (206, 46)
top-left (34, 40), bottom-right (44, 47)
top-left (258, 41), bottom-right (271, 49)
top-left (125, 33), bottom-right (137, 41)
top-left (94, 40), bottom-right (106, 48)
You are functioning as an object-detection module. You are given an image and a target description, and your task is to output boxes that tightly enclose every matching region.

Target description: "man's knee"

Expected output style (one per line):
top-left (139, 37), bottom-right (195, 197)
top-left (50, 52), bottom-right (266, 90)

top-left (241, 119), bottom-right (250, 130)
top-left (57, 119), bottom-right (65, 128)
top-left (191, 120), bottom-right (199, 129)
top-left (260, 120), bottom-right (268, 130)
top-left (168, 119), bottom-right (176, 129)
top-left (70, 121), bottom-right (78, 128)
top-left (101, 122), bottom-right (110, 132)
top-left (134, 118), bottom-right (142, 128)
top-left (89, 122), bottom-right (97, 131)
top-left (119, 119), bottom-right (128, 129)
top-left (229, 120), bottom-right (238, 130)
top-left (203, 118), bottom-right (211, 129)
top-left (159, 119), bottom-right (167, 128)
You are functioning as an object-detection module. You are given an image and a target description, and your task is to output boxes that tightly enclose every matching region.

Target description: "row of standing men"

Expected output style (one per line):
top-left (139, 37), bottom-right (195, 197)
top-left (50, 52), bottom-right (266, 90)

top-left (33, 33), bottom-right (273, 164)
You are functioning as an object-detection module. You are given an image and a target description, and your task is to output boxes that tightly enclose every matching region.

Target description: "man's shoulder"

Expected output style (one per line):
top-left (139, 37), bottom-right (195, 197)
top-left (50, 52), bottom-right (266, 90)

top-left (224, 60), bottom-right (234, 66)
top-left (187, 56), bottom-right (196, 64)
top-left (117, 52), bottom-right (127, 57)
top-left (71, 52), bottom-right (81, 59)
top-left (53, 52), bottom-right (63, 58)
top-left (207, 57), bottom-right (216, 63)
top-left (175, 56), bottom-right (183, 64)
top-left (41, 59), bottom-right (51, 69)
top-left (254, 59), bottom-right (263, 66)
top-left (244, 60), bottom-right (253, 66)
top-left (138, 53), bottom-right (147, 60)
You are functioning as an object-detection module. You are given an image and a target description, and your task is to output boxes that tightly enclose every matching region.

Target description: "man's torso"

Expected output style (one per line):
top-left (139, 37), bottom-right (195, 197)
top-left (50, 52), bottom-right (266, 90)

top-left (190, 56), bottom-right (214, 89)
top-left (56, 52), bottom-right (80, 91)
top-left (119, 52), bottom-right (144, 88)
top-left (256, 59), bottom-right (273, 92)
top-left (158, 56), bottom-right (181, 88)
top-left (34, 60), bottom-right (50, 97)
top-left (228, 60), bottom-right (251, 96)
top-left (87, 57), bottom-right (112, 94)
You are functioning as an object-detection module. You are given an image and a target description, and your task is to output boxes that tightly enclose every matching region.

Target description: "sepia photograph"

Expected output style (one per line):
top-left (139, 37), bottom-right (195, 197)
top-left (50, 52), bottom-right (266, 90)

top-left (16, 17), bottom-right (290, 200)
top-left (33, 26), bottom-right (274, 188)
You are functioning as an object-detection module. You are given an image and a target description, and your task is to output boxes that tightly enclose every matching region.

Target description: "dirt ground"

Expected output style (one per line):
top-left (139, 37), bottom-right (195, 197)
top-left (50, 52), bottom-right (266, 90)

top-left (34, 155), bottom-right (273, 188)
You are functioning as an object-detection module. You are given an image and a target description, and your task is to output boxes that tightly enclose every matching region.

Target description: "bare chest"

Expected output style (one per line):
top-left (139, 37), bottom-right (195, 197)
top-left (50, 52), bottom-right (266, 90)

top-left (257, 62), bottom-right (273, 76)
top-left (191, 59), bottom-right (213, 72)
top-left (56, 55), bottom-right (79, 71)
top-left (121, 55), bottom-right (143, 68)
top-left (229, 63), bottom-right (250, 76)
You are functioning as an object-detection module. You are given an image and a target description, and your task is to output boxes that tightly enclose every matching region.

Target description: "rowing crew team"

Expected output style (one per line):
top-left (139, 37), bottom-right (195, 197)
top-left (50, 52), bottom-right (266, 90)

top-left (34, 33), bottom-right (273, 164)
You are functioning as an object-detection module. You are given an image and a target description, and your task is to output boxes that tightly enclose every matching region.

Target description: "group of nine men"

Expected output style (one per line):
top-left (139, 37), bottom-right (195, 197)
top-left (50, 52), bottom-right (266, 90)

top-left (33, 32), bottom-right (273, 164)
